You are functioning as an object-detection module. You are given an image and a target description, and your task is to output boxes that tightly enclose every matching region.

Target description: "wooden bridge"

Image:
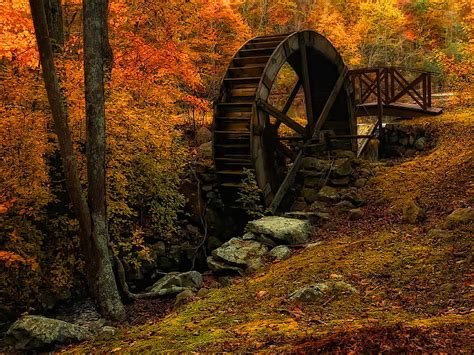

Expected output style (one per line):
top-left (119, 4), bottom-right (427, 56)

top-left (349, 67), bottom-right (442, 119)
top-left (348, 67), bottom-right (442, 153)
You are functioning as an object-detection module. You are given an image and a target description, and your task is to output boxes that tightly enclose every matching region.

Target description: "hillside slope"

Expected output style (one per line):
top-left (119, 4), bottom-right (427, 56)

top-left (66, 108), bottom-right (473, 353)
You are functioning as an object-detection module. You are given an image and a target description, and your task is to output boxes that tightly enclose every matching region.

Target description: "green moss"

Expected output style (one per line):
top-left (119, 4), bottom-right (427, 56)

top-left (66, 108), bottom-right (473, 352)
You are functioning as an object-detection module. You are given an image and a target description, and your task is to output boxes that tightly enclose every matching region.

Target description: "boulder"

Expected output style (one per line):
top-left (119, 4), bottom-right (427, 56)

top-left (427, 229), bottom-right (453, 239)
top-left (308, 200), bottom-right (328, 212)
top-left (289, 283), bottom-right (329, 302)
top-left (332, 158), bottom-right (352, 177)
top-left (445, 208), bottom-right (474, 229)
top-left (399, 136), bottom-right (409, 146)
top-left (302, 188), bottom-right (319, 203)
top-left (196, 127), bottom-right (212, 145)
top-left (197, 287), bottom-right (210, 298)
top-left (354, 178), bottom-right (367, 188)
top-left (97, 326), bottom-right (118, 339)
top-left (304, 176), bottom-right (325, 188)
top-left (269, 246), bottom-right (292, 260)
top-left (357, 168), bottom-right (372, 178)
top-left (349, 208), bottom-right (363, 220)
top-left (174, 289), bottom-right (195, 308)
top-left (212, 237), bottom-right (268, 269)
top-left (246, 216), bottom-right (311, 245)
top-left (301, 157), bottom-right (330, 172)
top-left (340, 190), bottom-right (365, 207)
top-left (150, 271), bottom-right (203, 295)
top-left (289, 281), bottom-right (358, 303)
top-left (150, 241), bottom-right (166, 259)
top-left (197, 141), bottom-right (212, 159)
top-left (402, 200), bottom-right (424, 224)
top-left (335, 200), bottom-right (355, 211)
top-left (283, 211), bottom-right (330, 222)
top-left (414, 137), bottom-right (426, 150)
top-left (330, 177), bottom-right (350, 186)
top-left (207, 256), bottom-right (243, 275)
top-left (242, 232), bottom-right (256, 240)
top-left (317, 186), bottom-right (339, 203)
top-left (5, 315), bottom-right (92, 350)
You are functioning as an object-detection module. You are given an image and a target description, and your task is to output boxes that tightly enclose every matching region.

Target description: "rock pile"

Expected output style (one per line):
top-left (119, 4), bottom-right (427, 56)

top-left (207, 216), bottom-right (311, 274)
top-left (381, 123), bottom-right (427, 157)
top-left (291, 150), bottom-right (370, 213)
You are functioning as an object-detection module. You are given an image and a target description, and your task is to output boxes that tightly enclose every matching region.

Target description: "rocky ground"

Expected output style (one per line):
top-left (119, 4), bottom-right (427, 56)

top-left (5, 107), bottom-right (474, 352)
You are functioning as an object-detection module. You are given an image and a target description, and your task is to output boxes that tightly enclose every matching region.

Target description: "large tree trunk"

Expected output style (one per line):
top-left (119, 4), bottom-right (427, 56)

top-left (29, 0), bottom-right (125, 320)
top-left (43, 0), bottom-right (64, 50)
top-left (29, 0), bottom-right (91, 245)
top-left (83, 0), bottom-right (125, 320)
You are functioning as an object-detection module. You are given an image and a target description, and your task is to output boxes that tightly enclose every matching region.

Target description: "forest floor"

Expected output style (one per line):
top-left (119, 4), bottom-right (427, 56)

top-left (65, 107), bottom-right (473, 353)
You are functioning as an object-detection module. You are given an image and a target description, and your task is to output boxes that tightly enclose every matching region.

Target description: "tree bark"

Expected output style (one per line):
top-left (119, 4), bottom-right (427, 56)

top-left (29, 0), bottom-right (91, 245)
top-left (29, 0), bottom-right (125, 321)
top-left (83, 0), bottom-right (125, 320)
top-left (43, 0), bottom-right (64, 50)
top-left (99, 0), bottom-right (113, 74)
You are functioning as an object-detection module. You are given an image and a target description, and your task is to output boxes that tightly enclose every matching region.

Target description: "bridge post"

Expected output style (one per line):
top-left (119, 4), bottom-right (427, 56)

top-left (427, 73), bottom-right (432, 108)
top-left (376, 68), bottom-right (383, 137)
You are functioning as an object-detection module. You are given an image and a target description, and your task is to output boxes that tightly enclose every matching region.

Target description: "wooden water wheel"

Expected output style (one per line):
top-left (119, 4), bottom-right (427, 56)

top-left (213, 31), bottom-right (356, 212)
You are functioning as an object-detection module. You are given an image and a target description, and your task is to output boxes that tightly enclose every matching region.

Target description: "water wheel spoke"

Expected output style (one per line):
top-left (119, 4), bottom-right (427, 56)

top-left (275, 141), bottom-right (297, 161)
top-left (274, 79), bottom-right (302, 130)
top-left (313, 67), bottom-right (348, 137)
top-left (268, 151), bottom-right (304, 213)
top-left (298, 33), bottom-right (314, 133)
top-left (257, 99), bottom-right (307, 137)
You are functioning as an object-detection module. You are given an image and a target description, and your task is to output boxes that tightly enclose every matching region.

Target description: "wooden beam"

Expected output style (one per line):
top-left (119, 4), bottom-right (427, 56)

top-left (257, 99), bottom-right (307, 137)
top-left (275, 141), bottom-right (297, 161)
top-left (268, 150), bottom-right (304, 213)
top-left (313, 67), bottom-right (348, 137)
top-left (298, 33), bottom-right (314, 132)
top-left (282, 79), bottom-right (302, 114)
top-left (275, 79), bottom-right (302, 130)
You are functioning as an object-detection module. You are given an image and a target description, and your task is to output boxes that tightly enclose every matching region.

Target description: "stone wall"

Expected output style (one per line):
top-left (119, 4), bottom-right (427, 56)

top-left (380, 123), bottom-right (427, 157)
top-left (290, 149), bottom-right (372, 214)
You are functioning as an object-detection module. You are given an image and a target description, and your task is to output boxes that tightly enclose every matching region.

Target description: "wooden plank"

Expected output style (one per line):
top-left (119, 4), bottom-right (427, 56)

top-left (313, 67), bottom-right (348, 137)
top-left (298, 33), bottom-right (314, 132)
top-left (257, 99), bottom-right (307, 136)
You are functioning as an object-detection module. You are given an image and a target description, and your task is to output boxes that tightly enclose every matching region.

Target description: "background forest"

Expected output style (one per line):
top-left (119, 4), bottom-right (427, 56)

top-left (1, 0), bottom-right (472, 320)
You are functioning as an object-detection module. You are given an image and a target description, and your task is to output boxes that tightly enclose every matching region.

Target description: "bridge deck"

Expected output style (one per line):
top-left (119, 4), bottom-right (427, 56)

top-left (356, 102), bottom-right (443, 118)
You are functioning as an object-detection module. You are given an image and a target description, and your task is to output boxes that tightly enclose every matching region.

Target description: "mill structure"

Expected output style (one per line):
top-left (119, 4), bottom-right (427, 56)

top-left (212, 30), bottom-right (441, 212)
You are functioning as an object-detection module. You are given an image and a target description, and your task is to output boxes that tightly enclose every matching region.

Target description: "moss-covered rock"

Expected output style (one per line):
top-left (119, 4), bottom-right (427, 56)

top-left (445, 208), bottom-right (474, 229)
top-left (246, 216), bottom-right (311, 245)
top-left (5, 315), bottom-right (92, 350)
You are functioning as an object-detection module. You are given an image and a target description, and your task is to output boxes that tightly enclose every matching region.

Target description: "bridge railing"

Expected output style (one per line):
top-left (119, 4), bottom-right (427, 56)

top-left (349, 67), bottom-right (434, 111)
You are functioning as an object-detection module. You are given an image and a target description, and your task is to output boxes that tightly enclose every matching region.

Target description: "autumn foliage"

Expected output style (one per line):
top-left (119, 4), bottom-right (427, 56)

top-left (0, 0), bottom-right (472, 316)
